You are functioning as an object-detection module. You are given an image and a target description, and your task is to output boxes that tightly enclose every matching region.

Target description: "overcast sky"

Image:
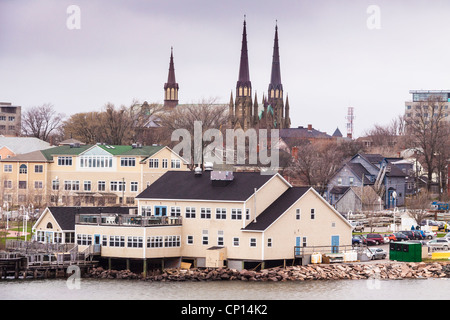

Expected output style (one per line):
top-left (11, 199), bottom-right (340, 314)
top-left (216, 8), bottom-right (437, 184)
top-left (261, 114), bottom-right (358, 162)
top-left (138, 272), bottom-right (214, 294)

top-left (1, 0), bottom-right (450, 138)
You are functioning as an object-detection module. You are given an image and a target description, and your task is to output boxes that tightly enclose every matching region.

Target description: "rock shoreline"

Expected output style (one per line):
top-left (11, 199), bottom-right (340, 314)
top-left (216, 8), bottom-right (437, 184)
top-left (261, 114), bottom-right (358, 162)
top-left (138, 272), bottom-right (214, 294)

top-left (85, 262), bottom-right (450, 282)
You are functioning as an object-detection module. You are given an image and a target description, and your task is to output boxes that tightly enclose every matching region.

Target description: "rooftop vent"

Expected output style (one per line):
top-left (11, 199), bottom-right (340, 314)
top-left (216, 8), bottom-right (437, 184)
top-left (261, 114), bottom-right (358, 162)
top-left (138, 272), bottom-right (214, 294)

top-left (204, 162), bottom-right (213, 171)
top-left (194, 166), bottom-right (202, 177)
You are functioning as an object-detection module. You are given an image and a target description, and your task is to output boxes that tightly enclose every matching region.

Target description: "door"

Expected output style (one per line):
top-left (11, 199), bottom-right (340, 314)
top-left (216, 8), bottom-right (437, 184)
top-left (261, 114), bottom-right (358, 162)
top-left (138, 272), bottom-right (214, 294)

top-left (295, 236), bottom-right (301, 256)
top-left (331, 235), bottom-right (339, 253)
top-left (93, 234), bottom-right (101, 254)
top-left (154, 206), bottom-right (167, 216)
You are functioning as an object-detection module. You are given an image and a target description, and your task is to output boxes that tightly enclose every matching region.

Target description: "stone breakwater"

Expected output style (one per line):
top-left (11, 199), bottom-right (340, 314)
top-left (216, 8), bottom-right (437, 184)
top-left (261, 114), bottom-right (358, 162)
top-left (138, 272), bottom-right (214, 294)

top-left (85, 262), bottom-right (450, 281)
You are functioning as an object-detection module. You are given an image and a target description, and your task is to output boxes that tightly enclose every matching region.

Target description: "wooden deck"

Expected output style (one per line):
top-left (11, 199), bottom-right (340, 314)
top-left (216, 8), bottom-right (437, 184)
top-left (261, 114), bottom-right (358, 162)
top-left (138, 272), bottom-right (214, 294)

top-left (0, 240), bottom-right (98, 280)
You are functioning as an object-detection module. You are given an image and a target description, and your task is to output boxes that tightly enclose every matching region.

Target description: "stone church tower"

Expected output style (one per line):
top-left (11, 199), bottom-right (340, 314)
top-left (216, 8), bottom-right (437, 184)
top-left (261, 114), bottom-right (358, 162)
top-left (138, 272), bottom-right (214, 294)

top-left (164, 47), bottom-right (179, 109)
top-left (229, 19), bottom-right (291, 130)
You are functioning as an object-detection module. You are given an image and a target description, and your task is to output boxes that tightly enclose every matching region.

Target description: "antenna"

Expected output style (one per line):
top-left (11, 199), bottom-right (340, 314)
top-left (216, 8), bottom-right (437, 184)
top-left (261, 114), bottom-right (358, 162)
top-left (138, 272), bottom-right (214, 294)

top-left (346, 106), bottom-right (355, 139)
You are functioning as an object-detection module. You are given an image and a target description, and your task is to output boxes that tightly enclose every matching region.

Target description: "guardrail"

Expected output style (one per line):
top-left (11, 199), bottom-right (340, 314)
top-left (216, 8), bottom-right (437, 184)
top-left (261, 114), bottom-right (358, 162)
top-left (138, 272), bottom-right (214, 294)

top-left (75, 214), bottom-right (182, 227)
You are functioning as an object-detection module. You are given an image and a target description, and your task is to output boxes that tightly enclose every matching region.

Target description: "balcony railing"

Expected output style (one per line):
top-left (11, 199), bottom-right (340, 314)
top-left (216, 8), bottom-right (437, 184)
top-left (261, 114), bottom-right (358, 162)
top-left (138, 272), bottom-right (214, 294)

top-left (75, 214), bottom-right (182, 227)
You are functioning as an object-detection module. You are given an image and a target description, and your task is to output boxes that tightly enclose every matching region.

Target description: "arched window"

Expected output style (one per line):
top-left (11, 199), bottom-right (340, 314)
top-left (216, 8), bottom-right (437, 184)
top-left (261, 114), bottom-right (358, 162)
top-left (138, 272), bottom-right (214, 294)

top-left (46, 222), bottom-right (53, 229)
top-left (19, 164), bottom-right (27, 174)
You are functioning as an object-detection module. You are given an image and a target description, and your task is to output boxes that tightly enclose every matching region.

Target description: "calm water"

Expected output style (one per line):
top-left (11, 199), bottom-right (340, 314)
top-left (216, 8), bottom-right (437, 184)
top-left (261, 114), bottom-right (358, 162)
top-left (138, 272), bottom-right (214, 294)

top-left (1, 278), bottom-right (450, 300)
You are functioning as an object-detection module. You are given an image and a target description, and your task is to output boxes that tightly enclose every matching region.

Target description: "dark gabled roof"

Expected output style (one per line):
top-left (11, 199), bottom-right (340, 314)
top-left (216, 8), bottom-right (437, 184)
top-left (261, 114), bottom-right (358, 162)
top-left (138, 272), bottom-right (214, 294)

top-left (346, 163), bottom-right (374, 184)
top-left (329, 186), bottom-right (350, 195)
top-left (243, 187), bottom-right (310, 231)
top-left (47, 206), bottom-right (134, 230)
top-left (136, 171), bottom-right (276, 201)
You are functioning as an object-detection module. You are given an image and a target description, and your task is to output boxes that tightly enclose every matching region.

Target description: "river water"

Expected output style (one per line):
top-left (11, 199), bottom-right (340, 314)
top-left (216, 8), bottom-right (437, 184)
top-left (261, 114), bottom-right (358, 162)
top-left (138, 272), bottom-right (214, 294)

top-left (1, 277), bottom-right (450, 300)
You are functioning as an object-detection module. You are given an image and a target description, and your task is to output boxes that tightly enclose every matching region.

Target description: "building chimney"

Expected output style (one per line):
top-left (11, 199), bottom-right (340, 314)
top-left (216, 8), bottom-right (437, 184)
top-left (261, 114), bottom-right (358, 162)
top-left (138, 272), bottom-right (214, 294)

top-left (307, 124), bottom-right (312, 131)
top-left (292, 146), bottom-right (299, 161)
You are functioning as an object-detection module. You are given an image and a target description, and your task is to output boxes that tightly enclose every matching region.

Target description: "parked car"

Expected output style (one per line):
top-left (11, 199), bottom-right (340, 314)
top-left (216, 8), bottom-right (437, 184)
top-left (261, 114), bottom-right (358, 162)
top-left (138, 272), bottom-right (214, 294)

top-left (412, 230), bottom-right (424, 240)
top-left (352, 235), bottom-right (362, 245)
top-left (393, 232), bottom-right (409, 241)
top-left (423, 230), bottom-right (436, 239)
top-left (383, 234), bottom-right (397, 243)
top-left (399, 230), bottom-right (416, 240)
top-left (366, 233), bottom-right (384, 245)
top-left (427, 238), bottom-right (450, 251)
top-left (350, 221), bottom-right (364, 232)
top-left (368, 247), bottom-right (387, 260)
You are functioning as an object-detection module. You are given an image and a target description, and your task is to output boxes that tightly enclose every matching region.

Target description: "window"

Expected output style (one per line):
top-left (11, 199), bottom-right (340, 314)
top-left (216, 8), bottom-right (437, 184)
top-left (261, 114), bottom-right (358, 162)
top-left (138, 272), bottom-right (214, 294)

top-left (147, 236), bottom-right (163, 248)
top-left (121, 157), bottom-right (136, 167)
top-left (267, 238), bottom-right (273, 247)
top-left (98, 181), bottom-right (106, 191)
top-left (52, 180), bottom-right (59, 191)
top-left (250, 238), bottom-right (257, 247)
top-left (149, 159), bottom-right (159, 168)
top-left (162, 159), bottom-right (168, 168)
top-left (79, 155), bottom-right (112, 168)
top-left (302, 237), bottom-right (307, 247)
top-left (171, 159), bottom-right (181, 168)
top-left (84, 181), bottom-right (91, 191)
top-left (349, 177), bottom-right (354, 186)
top-left (233, 237), bottom-right (240, 247)
top-left (3, 164), bottom-right (12, 172)
top-left (58, 157), bottom-right (72, 166)
top-left (77, 234), bottom-right (92, 246)
top-left (102, 235), bottom-right (108, 247)
top-left (109, 236), bottom-right (125, 247)
top-left (141, 206), bottom-right (152, 216)
top-left (34, 181), bottom-right (43, 189)
top-left (130, 181), bottom-right (138, 192)
top-left (165, 235), bottom-right (181, 247)
top-left (110, 181), bottom-right (125, 192)
top-left (217, 231), bottom-right (224, 246)
top-left (201, 208), bottom-right (211, 219)
top-left (170, 206), bottom-right (181, 217)
top-left (296, 208), bottom-right (301, 220)
top-left (185, 207), bottom-right (196, 218)
top-left (216, 208), bottom-right (226, 220)
top-left (3, 180), bottom-right (12, 189)
top-left (19, 164), bottom-right (27, 174)
top-left (202, 230), bottom-right (208, 245)
top-left (8, 116), bottom-right (15, 122)
top-left (246, 209), bottom-right (250, 220)
top-left (18, 181), bottom-right (27, 189)
top-left (0, 116), bottom-right (5, 121)
top-left (127, 236), bottom-right (143, 248)
top-left (34, 165), bottom-right (43, 173)
top-left (311, 209), bottom-right (315, 220)
top-left (337, 178), bottom-right (342, 186)
top-left (64, 180), bottom-right (80, 191)
top-left (231, 209), bottom-right (242, 220)
top-left (187, 235), bottom-right (194, 245)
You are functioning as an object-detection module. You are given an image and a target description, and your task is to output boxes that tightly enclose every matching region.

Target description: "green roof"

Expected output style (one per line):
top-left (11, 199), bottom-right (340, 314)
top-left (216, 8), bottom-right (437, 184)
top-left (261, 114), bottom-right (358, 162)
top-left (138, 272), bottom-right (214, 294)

top-left (40, 144), bottom-right (165, 160)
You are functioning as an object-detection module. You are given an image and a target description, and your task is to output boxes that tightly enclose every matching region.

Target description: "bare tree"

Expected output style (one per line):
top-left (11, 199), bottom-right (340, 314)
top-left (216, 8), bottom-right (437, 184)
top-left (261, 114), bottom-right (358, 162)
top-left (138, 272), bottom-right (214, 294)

top-left (404, 96), bottom-right (449, 192)
top-left (22, 103), bottom-right (65, 142)
top-left (158, 98), bottom-right (229, 167)
top-left (283, 140), bottom-right (345, 195)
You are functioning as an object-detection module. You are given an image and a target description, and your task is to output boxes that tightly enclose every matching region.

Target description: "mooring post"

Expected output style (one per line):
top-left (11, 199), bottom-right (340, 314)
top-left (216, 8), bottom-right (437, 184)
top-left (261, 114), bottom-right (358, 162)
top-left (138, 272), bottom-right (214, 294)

top-left (143, 259), bottom-right (147, 278)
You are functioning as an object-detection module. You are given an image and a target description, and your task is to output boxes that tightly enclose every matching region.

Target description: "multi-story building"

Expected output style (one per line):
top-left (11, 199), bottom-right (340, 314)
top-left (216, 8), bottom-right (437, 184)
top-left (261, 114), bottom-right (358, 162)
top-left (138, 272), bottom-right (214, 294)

top-left (0, 143), bottom-right (188, 208)
top-left (0, 102), bottom-right (21, 136)
top-left (32, 169), bottom-right (352, 272)
top-left (404, 90), bottom-right (450, 122)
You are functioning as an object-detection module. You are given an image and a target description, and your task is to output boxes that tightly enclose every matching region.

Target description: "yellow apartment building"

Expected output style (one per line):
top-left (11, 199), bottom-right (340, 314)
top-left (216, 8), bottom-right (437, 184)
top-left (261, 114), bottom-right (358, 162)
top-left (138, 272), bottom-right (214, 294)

top-left (0, 143), bottom-right (188, 208)
top-left (32, 169), bottom-right (353, 272)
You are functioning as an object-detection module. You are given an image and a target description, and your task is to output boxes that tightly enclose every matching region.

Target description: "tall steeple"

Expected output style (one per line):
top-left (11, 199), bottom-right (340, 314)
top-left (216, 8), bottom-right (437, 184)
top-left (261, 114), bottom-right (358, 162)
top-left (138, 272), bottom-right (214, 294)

top-left (164, 47), bottom-right (179, 108)
top-left (236, 16), bottom-right (251, 97)
top-left (268, 21), bottom-right (282, 99)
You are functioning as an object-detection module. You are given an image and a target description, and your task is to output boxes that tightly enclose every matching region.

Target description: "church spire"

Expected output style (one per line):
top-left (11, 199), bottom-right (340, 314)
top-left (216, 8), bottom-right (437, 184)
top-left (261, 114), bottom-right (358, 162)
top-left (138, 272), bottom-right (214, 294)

top-left (268, 22), bottom-right (282, 99)
top-left (164, 47), bottom-right (179, 108)
top-left (236, 16), bottom-right (251, 96)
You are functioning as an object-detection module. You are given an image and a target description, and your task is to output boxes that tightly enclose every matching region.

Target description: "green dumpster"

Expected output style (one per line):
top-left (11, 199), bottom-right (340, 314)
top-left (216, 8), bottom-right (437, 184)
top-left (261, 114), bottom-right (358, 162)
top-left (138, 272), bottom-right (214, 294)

top-left (389, 241), bottom-right (422, 262)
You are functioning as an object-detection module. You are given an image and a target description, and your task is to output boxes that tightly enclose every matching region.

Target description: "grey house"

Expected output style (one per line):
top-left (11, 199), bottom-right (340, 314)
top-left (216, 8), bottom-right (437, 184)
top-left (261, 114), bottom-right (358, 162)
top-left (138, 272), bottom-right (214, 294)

top-left (327, 154), bottom-right (407, 209)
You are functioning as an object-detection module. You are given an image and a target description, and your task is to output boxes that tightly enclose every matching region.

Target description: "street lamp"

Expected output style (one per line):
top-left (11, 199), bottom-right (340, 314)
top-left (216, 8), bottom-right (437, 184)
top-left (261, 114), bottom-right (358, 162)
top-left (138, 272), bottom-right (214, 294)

top-left (392, 191), bottom-right (397, 232)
